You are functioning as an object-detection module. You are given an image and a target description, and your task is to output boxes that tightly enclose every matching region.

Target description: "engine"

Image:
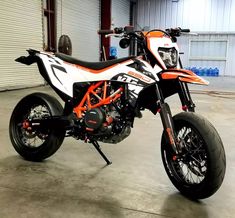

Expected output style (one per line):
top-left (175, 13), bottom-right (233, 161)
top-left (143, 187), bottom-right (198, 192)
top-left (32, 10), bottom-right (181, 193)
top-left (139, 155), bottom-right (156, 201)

top-left (83, 106), bottom-right (131, 144)
top-left (84, 108), bottom-right (105, 130)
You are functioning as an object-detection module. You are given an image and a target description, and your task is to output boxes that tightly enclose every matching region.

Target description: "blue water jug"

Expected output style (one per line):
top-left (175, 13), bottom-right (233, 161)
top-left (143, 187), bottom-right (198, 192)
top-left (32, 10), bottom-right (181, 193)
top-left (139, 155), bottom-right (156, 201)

top-left (208, 68), bottom-right (213, 76)
top-left (109, 46), bottom-right (117, 59)
top-left (215, 68), bottom-right (219, 77)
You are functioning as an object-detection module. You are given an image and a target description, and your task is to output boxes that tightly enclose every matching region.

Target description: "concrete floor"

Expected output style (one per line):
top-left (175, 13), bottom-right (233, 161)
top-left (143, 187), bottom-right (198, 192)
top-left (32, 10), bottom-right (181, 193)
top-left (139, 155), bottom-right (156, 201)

top-left (0, 77), bottom-right (235, 218)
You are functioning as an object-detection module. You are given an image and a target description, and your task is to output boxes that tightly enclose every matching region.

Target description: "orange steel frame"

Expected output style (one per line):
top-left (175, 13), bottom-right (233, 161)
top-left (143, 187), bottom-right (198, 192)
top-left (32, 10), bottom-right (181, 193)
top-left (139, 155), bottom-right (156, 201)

top-left (73, 81), bottom-right (123, 118)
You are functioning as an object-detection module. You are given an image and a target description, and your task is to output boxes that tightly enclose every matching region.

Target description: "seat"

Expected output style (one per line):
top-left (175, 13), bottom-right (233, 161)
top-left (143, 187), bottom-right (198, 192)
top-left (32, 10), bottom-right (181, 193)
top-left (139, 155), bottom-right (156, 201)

top-left (55, 53), bottom-right (135, 70)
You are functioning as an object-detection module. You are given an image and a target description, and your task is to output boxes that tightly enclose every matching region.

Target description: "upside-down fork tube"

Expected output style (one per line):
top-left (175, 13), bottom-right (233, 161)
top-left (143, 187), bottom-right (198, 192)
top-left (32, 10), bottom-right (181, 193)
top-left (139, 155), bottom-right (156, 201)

top-left (178, 81), bottom-right (195, 112)
top-left (155, 85), bottom-right (179, 154)
top-left (159, 103), bottom-right (180, 154)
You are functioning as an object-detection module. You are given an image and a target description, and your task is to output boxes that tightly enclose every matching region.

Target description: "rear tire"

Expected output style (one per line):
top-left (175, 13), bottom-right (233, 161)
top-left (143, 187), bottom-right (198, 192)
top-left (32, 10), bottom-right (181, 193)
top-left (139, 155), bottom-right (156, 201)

top-left (161, 112), bottom-right (226, 199)
top-left (9, 92), bottom-right (65, 161)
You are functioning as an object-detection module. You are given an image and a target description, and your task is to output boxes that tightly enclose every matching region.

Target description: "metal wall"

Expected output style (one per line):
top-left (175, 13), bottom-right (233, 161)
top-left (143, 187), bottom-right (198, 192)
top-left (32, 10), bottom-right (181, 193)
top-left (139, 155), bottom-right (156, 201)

top-left (136, 0), bottom-right (235, 31)
top-left (111, 0), bottom-right (130, 58)
top-left (56, 0), bottom-right (100, 61)
top-left (178, 34), bottom-right (235, 76)
top-left (0, 0), bottom-right (44, 91)
top-left (136, 0), bottom-right (235, 76)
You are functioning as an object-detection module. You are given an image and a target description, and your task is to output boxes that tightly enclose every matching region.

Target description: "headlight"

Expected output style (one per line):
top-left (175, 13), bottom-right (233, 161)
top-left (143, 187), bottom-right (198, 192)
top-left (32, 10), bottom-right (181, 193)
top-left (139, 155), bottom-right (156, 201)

top-left (158, 47), bottom-right (178, 68)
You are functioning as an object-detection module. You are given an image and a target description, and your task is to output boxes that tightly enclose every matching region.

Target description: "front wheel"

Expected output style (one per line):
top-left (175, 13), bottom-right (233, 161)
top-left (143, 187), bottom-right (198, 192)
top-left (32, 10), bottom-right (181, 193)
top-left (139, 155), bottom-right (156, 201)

top-left (161, 112), bottom-right (226, 199)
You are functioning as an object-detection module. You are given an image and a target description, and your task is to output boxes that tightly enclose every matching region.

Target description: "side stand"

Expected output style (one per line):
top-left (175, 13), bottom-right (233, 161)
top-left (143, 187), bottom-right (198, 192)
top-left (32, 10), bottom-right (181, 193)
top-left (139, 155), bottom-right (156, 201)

top-left (91, 141), bottom-right (112, 165)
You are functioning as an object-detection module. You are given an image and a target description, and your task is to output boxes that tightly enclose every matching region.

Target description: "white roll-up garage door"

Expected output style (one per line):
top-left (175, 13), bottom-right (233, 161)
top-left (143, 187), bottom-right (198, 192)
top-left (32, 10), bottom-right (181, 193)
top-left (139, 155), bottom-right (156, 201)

top-left (111, 0), bottom-right (130, 58)
top-left (0, 0), bottom-right (44, 91)
top-left (57, 0), bottom-right (100, 61)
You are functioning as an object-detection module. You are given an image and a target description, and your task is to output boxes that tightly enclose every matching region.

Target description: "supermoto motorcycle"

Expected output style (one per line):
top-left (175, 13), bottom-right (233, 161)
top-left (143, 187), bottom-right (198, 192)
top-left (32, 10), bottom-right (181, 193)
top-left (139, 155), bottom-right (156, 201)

top-left (9, 26), bottom-right (226, 199)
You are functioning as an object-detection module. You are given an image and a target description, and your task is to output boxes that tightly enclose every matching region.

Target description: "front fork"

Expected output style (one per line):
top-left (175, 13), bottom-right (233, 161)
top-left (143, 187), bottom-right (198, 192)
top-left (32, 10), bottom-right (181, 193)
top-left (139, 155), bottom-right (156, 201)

top-left (158, 102), bottom-right (180, 154)
top-left (156, 81), bottom-right (196, 153)
top-left (178, 81), bottom-right (195, 112)
top-left (155, 85), bottom-right (181, 154)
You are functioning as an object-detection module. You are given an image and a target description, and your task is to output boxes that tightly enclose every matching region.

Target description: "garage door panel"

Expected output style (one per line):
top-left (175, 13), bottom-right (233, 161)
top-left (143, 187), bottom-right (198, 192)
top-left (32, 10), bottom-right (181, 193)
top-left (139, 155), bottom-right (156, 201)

top-left (56, 0), bottom-right (100, 61)
top-left (0, 0), bottom-right (43, 91)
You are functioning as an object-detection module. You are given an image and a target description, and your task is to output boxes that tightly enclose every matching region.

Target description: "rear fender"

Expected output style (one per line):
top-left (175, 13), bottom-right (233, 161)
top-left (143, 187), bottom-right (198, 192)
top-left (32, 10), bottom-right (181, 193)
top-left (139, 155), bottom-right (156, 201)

top-left (13, 92), bottom-right (64, 117)
top-left (160, 69), bottom-right (209, 85)
top-left (15, 49), bottom-right (40, 65)
top-left (15, 49), bottom-right (72, 102)
top-left (15, 55), bottom-right (37, 65)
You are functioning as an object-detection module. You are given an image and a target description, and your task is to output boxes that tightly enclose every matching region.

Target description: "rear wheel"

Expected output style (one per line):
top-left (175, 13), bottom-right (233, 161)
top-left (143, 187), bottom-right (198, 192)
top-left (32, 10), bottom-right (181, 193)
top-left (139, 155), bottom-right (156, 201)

top-left (161, 112), bottom-right (226, 199)
top-left (9, 93), bottom-right (65, 161)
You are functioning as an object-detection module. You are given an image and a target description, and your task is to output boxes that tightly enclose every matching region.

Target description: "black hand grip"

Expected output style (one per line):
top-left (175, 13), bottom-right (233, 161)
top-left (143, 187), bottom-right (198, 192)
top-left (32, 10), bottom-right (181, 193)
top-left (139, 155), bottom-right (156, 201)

top-left (97, 30), bottom-right (114, 34)
top-left (181, 29), bottom-right (190, 33)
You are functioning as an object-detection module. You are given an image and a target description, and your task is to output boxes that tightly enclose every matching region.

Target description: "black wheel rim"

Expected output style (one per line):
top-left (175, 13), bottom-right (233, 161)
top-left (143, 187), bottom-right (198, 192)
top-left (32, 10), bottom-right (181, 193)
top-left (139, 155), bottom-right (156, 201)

top-left (163, 124), bottom-right (208, 185)
top-left (14, 103), bottom-right (51, 149)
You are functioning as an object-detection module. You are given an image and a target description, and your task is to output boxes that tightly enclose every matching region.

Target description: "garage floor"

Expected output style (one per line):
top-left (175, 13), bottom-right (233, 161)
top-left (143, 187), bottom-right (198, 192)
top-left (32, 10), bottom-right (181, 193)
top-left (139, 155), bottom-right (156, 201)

top-left (0, 77), bottom-right (235, 218)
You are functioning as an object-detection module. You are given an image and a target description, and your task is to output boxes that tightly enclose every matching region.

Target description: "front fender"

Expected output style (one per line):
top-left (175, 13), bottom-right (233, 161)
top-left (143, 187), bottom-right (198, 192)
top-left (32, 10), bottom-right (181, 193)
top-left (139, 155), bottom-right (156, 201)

top-left (160, 69), bottom-right (209, 85)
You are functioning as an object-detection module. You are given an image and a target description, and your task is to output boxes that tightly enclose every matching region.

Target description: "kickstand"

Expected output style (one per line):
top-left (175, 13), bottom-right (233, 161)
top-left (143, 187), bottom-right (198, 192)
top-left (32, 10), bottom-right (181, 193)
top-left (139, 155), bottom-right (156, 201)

top-left (91, 141), bottom-right (112, 165)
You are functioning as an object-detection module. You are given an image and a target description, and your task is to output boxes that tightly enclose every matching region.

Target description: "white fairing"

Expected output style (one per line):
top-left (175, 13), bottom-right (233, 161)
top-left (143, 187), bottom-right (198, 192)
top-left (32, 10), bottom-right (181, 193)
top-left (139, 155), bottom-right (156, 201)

top-left (38, 53), bottom-right (157, 98)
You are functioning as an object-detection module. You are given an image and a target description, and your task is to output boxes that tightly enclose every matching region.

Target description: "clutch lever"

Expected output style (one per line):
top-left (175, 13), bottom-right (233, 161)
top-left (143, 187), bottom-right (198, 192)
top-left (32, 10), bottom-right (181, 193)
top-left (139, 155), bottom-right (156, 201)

top-left (105, 33), bottom-right (124, 38)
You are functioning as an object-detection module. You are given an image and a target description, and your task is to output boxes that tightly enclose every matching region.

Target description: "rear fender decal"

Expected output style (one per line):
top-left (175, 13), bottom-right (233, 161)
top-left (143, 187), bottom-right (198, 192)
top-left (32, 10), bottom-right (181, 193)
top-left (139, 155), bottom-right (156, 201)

top-left (51, 64), bottom-right (67, 85)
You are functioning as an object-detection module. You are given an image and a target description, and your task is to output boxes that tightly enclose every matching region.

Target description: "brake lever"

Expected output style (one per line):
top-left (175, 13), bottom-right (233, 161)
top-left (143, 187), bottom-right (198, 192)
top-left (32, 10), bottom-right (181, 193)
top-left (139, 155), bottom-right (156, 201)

top-left (181, 32), bottom-right (198, 36)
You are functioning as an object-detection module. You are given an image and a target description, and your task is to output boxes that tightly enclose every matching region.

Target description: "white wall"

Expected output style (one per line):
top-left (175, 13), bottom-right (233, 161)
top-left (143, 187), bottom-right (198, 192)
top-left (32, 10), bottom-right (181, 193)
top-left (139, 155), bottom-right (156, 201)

top-left (111, 0), bottom-right (130, 58)
top-left (136, 0), bottom-right (235, 76)
top-left (136, 0), bottom-right (235, 32)
top-left (178, 34), bottom-right (235, 76)
top-left (0, 0), bottom-right (43, 90)
top-left (56, 0), bottom-right (100, 61)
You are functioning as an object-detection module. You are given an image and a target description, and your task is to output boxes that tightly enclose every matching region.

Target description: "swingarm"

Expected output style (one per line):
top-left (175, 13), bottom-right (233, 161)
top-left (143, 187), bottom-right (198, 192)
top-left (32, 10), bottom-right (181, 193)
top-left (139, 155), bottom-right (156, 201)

top-left (21, 116), bottom-right (71, 131)
top-left (21, 115), bottom-right (112, 165)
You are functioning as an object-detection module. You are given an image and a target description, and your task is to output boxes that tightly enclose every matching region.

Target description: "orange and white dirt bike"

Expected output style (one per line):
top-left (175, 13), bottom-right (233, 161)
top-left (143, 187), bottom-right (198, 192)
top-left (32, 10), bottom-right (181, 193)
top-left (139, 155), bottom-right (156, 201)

top-left (10, 27), bottom-right (225, 199)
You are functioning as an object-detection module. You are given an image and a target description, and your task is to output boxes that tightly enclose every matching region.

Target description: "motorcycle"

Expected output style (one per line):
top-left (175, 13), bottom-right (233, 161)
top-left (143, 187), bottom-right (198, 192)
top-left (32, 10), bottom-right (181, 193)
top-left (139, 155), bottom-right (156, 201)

top-left (9, 26), bottom-right (226, 199)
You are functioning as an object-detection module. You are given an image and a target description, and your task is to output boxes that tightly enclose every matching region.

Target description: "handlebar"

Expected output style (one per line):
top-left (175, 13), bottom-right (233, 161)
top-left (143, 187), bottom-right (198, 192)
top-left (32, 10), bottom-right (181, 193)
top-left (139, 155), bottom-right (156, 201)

top-left (181, 29), bottom-right (190, 33)
top-left (98, 26), bottom-right (191, 43)
top-left (165, 27), bottom-right (190, 37)
top-left (98, 27), bottom-right (124, 35)
top-left (98, 26), bottom-right (144, 41)
top-left (97, 29), bottom-right (114, 34)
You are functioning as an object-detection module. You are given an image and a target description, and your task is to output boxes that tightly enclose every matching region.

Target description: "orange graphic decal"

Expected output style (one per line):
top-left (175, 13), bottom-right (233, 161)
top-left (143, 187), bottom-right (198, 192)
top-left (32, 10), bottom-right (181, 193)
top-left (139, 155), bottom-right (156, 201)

top-left (128, 71), bottom-right (152, 83)
top-left (166, 128), bottom-right (174, 145)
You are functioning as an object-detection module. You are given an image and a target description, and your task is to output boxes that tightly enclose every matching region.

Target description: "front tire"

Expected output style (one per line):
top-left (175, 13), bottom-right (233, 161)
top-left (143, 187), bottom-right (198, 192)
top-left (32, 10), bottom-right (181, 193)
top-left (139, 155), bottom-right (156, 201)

top-left (9, 92), bottom-right (65, 161)
top-left (161, 112), bottom-right (226, 199)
